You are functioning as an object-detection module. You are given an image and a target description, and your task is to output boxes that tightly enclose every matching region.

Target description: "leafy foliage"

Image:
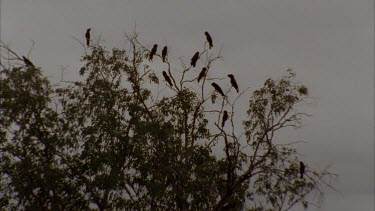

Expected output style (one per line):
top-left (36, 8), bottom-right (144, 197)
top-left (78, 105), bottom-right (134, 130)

top-left (0, 36), bottom-right (334, 210)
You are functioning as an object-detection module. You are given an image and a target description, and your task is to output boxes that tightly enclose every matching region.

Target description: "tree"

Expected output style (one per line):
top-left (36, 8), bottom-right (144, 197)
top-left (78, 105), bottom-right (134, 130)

top-left (0, 33), bottom-right (335, 210)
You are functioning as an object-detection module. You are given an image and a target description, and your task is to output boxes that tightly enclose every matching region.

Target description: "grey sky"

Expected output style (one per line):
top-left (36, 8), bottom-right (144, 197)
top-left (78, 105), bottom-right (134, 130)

top-left (2, 0), bottom-right (374, 210)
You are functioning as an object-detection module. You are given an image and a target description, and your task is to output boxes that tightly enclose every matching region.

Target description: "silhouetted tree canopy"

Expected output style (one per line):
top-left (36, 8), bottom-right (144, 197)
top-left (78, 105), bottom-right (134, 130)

top-left (0, 32), bottom-right (335, 210)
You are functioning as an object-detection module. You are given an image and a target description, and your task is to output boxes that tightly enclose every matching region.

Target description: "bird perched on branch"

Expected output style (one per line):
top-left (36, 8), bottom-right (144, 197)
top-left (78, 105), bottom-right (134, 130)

top-left (205, 31), bottom-right (213, 49)
top-left (85, 28), bottom-right (91, 46)
top-left (228, 74), bottom-right (239, 93)
top-left (22, 56), bottom-right (34, 67)
top-left (149, 44), bottom-right (158, 61)
top-left (211, 83), bottom-right (225, 97)
top-left (191, 52), bottom-right (199, 67)
top-left (197, 67), bottom-right (207, 83)
top-left (300, 161), bottom-right (305, 179)
top-left (222, 110), bottom-right (228, 127)
top-left (162, 71), bottom-right (173, 87)
top-left (162, 46), bottom-right (168, 62)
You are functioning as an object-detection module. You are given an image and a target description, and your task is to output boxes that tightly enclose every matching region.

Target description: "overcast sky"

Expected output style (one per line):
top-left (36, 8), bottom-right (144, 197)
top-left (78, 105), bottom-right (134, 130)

top-left (1, 0), bottom-right (374, 210)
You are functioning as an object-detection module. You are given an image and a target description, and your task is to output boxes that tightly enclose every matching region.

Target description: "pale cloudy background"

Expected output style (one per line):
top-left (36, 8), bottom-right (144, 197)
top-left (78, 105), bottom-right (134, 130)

top-left (1, 0), bottom-right (374, 210)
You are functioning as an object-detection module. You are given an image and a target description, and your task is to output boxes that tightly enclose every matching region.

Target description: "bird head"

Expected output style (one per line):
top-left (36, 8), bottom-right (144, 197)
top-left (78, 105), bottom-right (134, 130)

top-left (228, 74), bottom-right (233, 78)
top-left (87, 28), bottom-right (91, 32)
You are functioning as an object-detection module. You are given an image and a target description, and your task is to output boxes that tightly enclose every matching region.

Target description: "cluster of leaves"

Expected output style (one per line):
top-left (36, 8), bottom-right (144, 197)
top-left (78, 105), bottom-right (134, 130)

top-left (0, 36), bottom-right (333, 211)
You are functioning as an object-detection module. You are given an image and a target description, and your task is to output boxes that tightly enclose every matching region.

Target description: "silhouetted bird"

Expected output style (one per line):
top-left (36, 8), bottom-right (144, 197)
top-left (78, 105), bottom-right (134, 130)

top-left (22, 56), bottom-right (34, 67)
top-left (190, 52), bottom-right (199, 67)
top-left (222, 110), bottom-right (228, 127)
top-left (162, 46), bottom-right (168, 62)
top-left (197, 67), bottom-right (207, 83)
top-left (149, 44), bottom-right (158, 61)
top-left (211, 82), bottom-right (225, 97)
top-left (162, 71), bottom-right (173, 87)
top-left (205, 31), bottom-right (213, 49)
top-left (300, 161), bottom-right (305, 179)
top-left (85, 28), bottom-right (91, 46)
top-left (228, 74), bottom-right (239, 93)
